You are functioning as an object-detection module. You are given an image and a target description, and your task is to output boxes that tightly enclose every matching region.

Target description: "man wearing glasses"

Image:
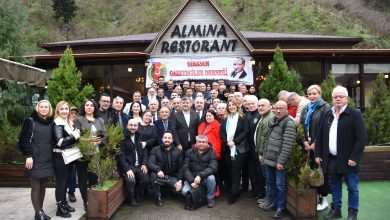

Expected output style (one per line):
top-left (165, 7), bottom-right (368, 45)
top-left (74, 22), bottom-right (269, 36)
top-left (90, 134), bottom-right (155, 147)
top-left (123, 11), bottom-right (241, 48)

top-left (315, 86), bottom-right (366, 220)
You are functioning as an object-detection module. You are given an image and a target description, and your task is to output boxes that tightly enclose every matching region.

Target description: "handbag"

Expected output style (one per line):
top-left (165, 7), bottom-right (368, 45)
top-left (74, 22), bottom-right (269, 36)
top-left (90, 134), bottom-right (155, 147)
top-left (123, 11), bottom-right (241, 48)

top-left (184, 186), bottom-right (207, 210)
top-left (62, 147), bottom-right (83, 164)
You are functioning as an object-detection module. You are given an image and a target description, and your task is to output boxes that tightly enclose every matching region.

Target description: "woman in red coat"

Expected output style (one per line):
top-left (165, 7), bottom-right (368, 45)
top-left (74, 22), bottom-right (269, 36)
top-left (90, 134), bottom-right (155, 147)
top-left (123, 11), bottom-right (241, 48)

top-left (198, 110), bottom-right (222, 197)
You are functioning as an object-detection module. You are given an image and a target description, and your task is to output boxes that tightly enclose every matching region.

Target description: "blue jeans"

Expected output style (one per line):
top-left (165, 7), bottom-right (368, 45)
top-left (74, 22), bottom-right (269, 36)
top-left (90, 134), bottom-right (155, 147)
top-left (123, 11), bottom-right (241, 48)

top-left (265, 165), bottom-right (287, 210)
top-left (182, 175), bottom-right (216, 200)
top-left (329, 172), bottom-right (359, 209)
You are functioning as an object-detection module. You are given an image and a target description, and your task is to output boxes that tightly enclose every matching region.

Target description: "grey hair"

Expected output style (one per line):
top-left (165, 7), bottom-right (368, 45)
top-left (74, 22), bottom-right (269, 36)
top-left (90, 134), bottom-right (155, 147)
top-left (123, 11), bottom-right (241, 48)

top-left (332, 85), bottom-right (348, 97)
top-left (277, 90), bottom-right (290, 99)
top-left (196, 135), bottom-right (209, 143)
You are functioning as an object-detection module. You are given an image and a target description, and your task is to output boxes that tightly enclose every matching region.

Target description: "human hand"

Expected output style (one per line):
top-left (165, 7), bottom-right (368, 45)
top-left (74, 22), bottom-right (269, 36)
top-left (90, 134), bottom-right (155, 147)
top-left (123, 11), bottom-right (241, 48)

top-left (141, 142), bottom-right (146, 149)
top-left (258, 155), bottom-right (263, 161)
top-left (194, 176), bottom-right (201, 185)
top-left (348, 160), bottom-right (357, 167)
top-left (303, 141), bottom-right (310, 150)
top-left (177, 144), bottom-right (183, 151)
top-left (25, 157), bottom-right (33, 170)
top-left (276, 163), bottom-right (284, 171)
top-left (174, 181), bottom-right (182, 191)
top-left (191, 182), bottom-right (199, 188)
top-left (126, 170), bottom-right (135, 179)
top-left (227, 141), bottom-right (235, 147)
top-left (141, 165), bottom-right (148, 174)
top-left (157, 171), bottom-right (164, 178)
top-left (315, 157), bottom-right (322, 166)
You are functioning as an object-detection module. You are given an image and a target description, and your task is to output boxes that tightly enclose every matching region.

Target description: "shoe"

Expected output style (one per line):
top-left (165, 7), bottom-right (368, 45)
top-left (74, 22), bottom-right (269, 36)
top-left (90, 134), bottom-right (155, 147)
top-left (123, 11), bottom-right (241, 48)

top-left (257, 197), bottom-right (268, 204)
top-left (35, 211), bottom-right (45, 220)
top-left (247, 190), bottom-right (256, 198)
top-left (325, 203), bottom-right (342, 220)
top-left (83, 202), bottom-right (88, 212)
top-left (317, 196), bottom-right (329, 211)
top-left (155, 196), bottom-right (163, 207)
top-left (259, 203), bottom-right (277, 211)
top-left (207, 199), bottom-right (215, 208)
top-left (255, 193), bottom-right (265, 200)
top-left (214, 186), bottom-right (221, 198)
top-left (346, 208), bottom-right (358, 220)
top-left (128, 200), bottom-right (138, 207)
top-left (273, 209), bottom-right (285, 219)
top-left (68, 193), bottom-right (76, 203)
top-left (227, 194), bottom-right (237, 205)
top-left (63, 201), bottom-right (75, 212)
top-left (41, 210), bottom-right (51, 220)
top-left (56, 202), bottom-right (71, 218)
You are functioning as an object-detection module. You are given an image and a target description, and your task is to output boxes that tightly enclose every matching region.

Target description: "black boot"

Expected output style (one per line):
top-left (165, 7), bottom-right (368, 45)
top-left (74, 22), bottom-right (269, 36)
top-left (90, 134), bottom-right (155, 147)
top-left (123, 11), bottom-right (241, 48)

top-left (35, 211), bottom-right (45, 220)
top-left (346, 208), bottom-right (358, 220)
top-left (62, 201), bottom-right (75, 212)
top-left (41, 210), bottom-right (51, 220)
top-left (56, 202), bottom-right (71, 218)
top-left (155, 196), bottom-right (163, 207)
top-left (83, 202), bottom-right (88, 212)
top-left (128, 195), bottom-right (138, 207)
top-left (325, 203), bottom-right (342, 220)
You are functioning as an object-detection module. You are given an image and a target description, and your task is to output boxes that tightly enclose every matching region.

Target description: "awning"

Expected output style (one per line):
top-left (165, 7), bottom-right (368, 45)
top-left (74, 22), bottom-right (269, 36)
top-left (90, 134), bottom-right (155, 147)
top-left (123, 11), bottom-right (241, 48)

top-left (0, 58), bottom-right (46, 87)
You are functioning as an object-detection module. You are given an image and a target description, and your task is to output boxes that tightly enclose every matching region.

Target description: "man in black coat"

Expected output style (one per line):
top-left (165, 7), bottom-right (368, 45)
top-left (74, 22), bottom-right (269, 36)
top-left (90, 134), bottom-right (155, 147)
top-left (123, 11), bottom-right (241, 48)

top-left (154, 107), bottom-right (174, 145)
top-left (182, 135), bottom-right (218, 208)
top-left (315, 86), bottom-right (366, 220)
top-left (147, 131), bottom-right (183, 207)
top-left (118, 119), bottom-right (150, 207)
top-left (173, 97), bottom-right (200, 153)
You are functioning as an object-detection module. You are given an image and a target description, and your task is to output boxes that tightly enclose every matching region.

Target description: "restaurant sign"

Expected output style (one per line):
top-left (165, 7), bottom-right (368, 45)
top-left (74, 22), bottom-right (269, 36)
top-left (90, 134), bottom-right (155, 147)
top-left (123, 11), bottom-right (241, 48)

top-left (146, 56), bottom-right (253, 87)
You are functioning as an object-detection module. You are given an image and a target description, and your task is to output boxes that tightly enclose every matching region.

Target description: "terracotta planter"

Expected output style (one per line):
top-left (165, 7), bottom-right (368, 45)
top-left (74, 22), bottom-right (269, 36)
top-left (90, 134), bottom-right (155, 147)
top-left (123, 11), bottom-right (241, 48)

top-left (286, 184), bottom-right (317, 220)
top-left (87, 179), bottom-right (126, 219)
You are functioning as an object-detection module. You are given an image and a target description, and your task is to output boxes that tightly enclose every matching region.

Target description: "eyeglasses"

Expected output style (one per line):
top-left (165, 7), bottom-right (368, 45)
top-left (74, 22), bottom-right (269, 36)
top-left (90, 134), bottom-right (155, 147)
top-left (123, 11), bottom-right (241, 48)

top-left (332, 95), bottom-right (347, 99)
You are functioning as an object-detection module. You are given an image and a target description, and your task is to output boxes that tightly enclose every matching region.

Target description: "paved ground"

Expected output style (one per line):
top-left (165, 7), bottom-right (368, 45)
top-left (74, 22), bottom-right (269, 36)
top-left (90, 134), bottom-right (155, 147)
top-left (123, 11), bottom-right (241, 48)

top-left (0, 187), bottom-right (293, 220)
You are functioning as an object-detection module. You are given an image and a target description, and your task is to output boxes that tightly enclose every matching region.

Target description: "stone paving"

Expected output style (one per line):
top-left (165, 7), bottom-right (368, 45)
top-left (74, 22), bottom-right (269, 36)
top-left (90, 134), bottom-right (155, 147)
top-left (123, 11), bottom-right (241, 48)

top-left (0, 187), bottom-right (293, 220)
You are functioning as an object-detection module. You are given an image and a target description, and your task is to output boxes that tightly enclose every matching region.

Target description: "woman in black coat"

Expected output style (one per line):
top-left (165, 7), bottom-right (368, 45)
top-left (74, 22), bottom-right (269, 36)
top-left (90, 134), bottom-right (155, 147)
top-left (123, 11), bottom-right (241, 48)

top-left (19, 100), bottom-right (55, 220)
top-left (137, 110), bottom-right (158, 154)
top-left (220, 100), bottom-right (249, 205)
top-left (52, 101), bottom-right (81, 218)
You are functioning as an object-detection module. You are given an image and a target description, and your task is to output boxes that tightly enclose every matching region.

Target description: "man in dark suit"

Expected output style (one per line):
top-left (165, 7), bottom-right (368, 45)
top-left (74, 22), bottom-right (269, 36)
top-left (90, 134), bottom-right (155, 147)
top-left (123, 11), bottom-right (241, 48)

top-left (315, 86), bottom-right (366, 220)
top-left (173, 97), bottom-right (200, 153)
top-left (230, 57), bottom-right (247, 79)
top-left (154, 107), bottom-right (174, 145)
top-left (110, 96), bottom-right (129, 129)
top-left (194, 97), bottom-right (207, 123)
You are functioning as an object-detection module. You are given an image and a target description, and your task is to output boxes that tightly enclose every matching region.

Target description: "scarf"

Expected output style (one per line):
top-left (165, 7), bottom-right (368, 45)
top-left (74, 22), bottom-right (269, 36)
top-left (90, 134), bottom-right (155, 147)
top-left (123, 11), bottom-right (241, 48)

top-left (304, 99), bottom-right (320, 135)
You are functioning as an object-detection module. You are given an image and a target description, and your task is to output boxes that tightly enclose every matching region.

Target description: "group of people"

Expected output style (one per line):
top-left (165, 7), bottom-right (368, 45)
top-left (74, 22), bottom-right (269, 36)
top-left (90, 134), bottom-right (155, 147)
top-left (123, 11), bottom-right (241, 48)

top-left (19, 76), bottom-right (366, 220)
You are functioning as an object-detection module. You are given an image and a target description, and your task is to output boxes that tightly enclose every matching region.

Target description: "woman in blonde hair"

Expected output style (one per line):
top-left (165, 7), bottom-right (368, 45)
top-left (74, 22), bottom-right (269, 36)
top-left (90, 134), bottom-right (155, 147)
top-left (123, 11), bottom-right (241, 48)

top-left (301, 84), bottom-right (331, 211)
top-left (19, 100), bottom-right (54, 220)
top-left (52, 101), bottom-right (80, 218)
top-left (220, 100), bottom-right (248, 205)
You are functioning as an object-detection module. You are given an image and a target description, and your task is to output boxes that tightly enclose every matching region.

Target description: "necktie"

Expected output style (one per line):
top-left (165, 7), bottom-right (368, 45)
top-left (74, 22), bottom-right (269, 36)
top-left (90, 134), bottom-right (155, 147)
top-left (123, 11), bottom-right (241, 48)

top-left (163, 121), bottom-right (168, 131)
top-left (152, 113), bottom-right (156, 123)
top-left (118, 112), bottom-right (122, 127)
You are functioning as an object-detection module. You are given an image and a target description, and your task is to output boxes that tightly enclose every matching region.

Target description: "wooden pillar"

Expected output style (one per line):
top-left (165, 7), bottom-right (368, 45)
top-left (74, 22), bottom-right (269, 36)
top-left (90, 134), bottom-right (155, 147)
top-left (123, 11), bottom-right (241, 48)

top-left (109, 65), bottom-right (113, 99)
top-left (359, 63), bottom-right (365, 109)
top-left (322, 61), bottom-right (331, 81)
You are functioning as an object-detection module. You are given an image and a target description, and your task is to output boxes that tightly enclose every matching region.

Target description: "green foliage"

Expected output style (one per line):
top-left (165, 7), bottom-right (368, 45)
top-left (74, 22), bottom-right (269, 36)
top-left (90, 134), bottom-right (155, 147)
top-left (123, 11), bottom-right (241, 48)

top-left (0, 81), bottom-right (34, 125)
top-left (259, 47), bottom-right (303, 103)
top-left (287, 125), bottom-right (308, 189)
top-left (321, 73), bottom-right (337, 105)
top-left (364, 74), bottom-right (390, 145)
top-left (47, 47), bottom-right (94, 109)
top-left (0, 0), bottom-right (37, 62)
top-left (94, 179), bottom-right (118, 191)
top-left (0, 114), bottom-right (21, 162)
top-left (52, 0), bottom-right (77, 24)
top-left (78, 123), bottom-right (123, 184)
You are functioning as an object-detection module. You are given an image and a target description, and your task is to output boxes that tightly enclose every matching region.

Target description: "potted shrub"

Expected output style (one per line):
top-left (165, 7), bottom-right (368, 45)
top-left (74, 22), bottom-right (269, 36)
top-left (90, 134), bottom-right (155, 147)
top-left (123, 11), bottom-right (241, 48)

top-left (286, 125), bottom-right (318, 220)
top-left (78, 122), bottom-right (125, 219)
top-left (0, 114), bottom-right (27, 185)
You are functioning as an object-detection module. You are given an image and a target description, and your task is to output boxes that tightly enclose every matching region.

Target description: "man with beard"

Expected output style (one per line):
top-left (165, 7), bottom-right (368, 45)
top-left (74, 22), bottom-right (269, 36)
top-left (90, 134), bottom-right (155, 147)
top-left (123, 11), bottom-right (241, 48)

top-left (118, 119), bottom-right (150, 207)
top-left (182, 135), bottom-right (218, 208)
top-left (98, 93), bottom-right (114, 124)
top-left (148, 131), bottom-right (183, 207)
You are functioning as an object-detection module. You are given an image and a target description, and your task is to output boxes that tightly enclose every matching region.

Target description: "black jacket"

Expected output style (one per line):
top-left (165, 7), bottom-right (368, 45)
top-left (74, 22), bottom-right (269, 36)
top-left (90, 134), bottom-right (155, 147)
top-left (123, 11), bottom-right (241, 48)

top-left (154, 119), bottom-right (174, 145)
top-left (314, 106), bottom-right (366, 174)
top-left (245, 110), bottom-right (261, 151)
top-left (300, 98), bottom-right (330, 144)
top-left (52, 121), bottom-right (77, 150)
top-left (183, 146), bottom-right (218, 183)
top-left (137, 123), bottom-right (158, 153)
top-left (220, 115), bottom-right (249, 153)
top-left (118, 132), bottom-right (148, 173)
top-left (147, 144), bottom-right (183, 180)
top-left (173, 110), bottom-right (200, 150)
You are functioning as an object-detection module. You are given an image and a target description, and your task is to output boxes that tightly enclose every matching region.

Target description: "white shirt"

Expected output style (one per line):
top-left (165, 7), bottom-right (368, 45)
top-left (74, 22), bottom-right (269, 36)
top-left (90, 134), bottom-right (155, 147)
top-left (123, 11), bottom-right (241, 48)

top-left (328, 105), bottom-right (347, 156)
top-left (130, 135), bottom-right (139, 166)
top-left (123, 102), bottom-right (146, 115)
top-left (183, 111), bottom-right (190, 127)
